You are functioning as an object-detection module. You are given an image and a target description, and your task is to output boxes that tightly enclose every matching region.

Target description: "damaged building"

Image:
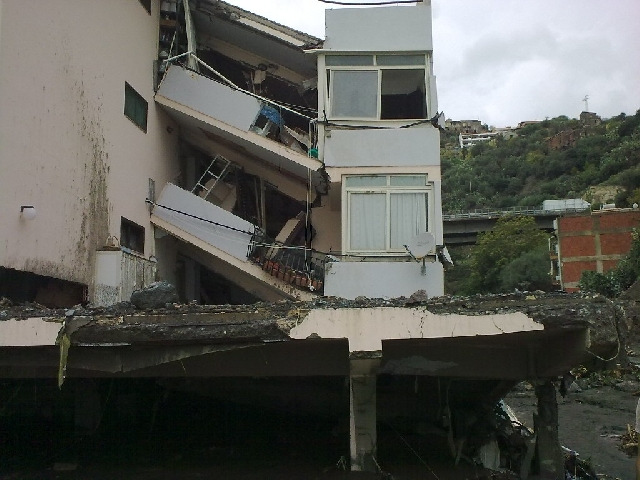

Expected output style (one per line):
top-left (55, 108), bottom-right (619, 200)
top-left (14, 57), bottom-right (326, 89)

top-left (1, 0), bottom-right (444, 307)
top-left (0, 1), bottom-right (619, 478)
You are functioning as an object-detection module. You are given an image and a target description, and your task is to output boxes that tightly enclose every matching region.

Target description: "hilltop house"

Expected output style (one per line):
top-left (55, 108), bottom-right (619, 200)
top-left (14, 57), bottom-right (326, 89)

top-left (1, 0), bottom-right (444, 307)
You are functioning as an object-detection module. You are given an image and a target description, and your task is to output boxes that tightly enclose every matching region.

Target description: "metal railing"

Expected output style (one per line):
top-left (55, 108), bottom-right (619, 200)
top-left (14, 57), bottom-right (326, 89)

top-left (160, 51), bottom-right (319, 157)
top-left (248, 233), bottom-right (326, 294)
top-left (443, 206), bottom-right (590, 221)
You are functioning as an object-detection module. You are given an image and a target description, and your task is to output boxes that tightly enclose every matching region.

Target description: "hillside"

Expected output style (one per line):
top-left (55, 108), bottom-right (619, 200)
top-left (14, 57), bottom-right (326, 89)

top-left (441, 110), bottom-right (640, 212)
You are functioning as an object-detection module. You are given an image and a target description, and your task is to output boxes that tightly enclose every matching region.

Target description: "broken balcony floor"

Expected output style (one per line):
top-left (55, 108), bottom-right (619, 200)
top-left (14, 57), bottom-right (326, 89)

top-left (0, 292), bottom-right (620, 379)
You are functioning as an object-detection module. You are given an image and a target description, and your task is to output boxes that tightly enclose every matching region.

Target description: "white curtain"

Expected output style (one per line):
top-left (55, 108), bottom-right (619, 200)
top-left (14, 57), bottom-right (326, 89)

top-left (350, 193), bottom-right (386, 250)
top-left (390, 193), bottom-right (427, 249)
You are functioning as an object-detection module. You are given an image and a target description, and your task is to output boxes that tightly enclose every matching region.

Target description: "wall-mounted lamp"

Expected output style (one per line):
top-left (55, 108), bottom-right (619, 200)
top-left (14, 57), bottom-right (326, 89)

top-left (20, 205), bottom-right (36, 220)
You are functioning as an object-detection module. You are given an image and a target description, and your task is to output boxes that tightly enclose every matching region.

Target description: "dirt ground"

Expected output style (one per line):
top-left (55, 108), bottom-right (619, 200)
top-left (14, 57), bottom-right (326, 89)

top-left (506, 378), bottom-right (639, 480)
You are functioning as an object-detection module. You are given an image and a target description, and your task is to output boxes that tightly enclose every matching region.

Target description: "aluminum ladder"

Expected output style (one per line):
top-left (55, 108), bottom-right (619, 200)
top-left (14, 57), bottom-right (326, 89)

top-left (191, 155), bottom-right (231, 201)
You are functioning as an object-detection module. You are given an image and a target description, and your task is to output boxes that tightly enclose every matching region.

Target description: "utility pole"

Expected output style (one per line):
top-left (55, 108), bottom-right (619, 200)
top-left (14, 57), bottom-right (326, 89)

top-left (582, 95), bottom-right (589, 112)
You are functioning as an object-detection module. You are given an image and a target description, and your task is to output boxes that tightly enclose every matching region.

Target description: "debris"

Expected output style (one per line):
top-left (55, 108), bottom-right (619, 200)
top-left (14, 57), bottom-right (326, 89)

top-left (406, 289), bottom-right (428, 304)
top-left (130, 281), bottom-right (179, 309)
top-left (619, 423), bottom-right (638, 456)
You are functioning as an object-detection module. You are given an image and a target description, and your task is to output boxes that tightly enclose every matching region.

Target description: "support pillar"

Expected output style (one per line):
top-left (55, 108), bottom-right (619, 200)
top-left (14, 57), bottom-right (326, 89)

top-left (533, 380), bottom-right (564, 479)
top-left (349, 357), bottom-right (380, 472)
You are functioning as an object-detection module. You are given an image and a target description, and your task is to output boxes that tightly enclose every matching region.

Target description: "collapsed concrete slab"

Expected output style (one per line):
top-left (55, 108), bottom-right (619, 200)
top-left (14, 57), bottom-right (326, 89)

top-left (0, 292), bottom-right (627, 476)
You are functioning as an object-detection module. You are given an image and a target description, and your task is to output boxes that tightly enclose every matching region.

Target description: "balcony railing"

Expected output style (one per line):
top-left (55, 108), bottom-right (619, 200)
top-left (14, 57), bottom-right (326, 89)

top-left (158, 52), bottom-right (319, 158)
top-left (248, 232), bottom-right (326, 295)
top-left (443, 205), bottom-right (590, 221)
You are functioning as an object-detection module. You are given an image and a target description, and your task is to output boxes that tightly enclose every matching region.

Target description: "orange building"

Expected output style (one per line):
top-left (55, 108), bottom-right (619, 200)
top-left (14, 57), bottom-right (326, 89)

top-left (555, 209), bottom-right (640, 291)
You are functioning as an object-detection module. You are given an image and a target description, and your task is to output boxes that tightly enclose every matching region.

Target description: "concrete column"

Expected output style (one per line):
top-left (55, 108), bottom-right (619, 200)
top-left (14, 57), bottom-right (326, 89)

top-left (533, 380), bottom-right (564, 479)
top-left (349, 357), bottom-right (380, 472)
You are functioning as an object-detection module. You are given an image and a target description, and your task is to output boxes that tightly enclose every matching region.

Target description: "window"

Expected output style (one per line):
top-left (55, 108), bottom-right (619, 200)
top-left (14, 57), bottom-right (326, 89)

top-left (120, 218), bottom-right (145, 254)
top-left (344, 175), bottom-right (431, 254)
top-left (326, 54), bottom-right (427, 120)
top-left (124, 83), bottom-right (148, 132)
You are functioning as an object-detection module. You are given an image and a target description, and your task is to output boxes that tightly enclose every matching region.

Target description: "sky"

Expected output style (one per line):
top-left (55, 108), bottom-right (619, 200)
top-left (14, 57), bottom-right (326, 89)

top-left (223, 0), bottom-right (640, 128)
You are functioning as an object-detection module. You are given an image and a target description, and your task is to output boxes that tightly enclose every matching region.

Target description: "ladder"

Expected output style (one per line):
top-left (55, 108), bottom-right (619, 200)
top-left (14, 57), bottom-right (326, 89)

top-left (191, 155), bottom-right (231, 201)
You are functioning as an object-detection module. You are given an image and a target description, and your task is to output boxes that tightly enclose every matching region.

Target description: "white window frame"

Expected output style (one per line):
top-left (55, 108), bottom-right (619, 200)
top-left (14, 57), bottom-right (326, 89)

top-left (325, 54), bottom-right (429, 121)
top-left (342, 174), bottom-right (433, 255)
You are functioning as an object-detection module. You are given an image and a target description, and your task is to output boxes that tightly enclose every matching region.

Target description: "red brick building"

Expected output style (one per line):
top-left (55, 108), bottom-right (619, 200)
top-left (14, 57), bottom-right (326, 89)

top-left (555, 209), bottom-right (640, 291)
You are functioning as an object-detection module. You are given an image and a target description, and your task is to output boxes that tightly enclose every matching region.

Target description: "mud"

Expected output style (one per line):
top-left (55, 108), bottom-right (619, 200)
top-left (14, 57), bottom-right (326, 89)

top-left (507, 381), bottom-right (638, 480)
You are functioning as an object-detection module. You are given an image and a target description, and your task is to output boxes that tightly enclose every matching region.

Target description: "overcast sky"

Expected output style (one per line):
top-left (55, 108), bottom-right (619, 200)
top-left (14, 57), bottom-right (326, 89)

top-left (224, 0), bottom-right (640, 128)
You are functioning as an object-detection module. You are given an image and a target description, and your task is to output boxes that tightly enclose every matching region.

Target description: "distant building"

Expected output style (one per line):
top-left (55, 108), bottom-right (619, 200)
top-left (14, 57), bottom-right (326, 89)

top-left (445, 119), bottom-right (486, 134)
top-left (554, 209), bottom-right (640, 292)
top-left (459, 132), bottom-right (498, 148)
top-left (493, 127), bottom-right (518, 140)
top-left (458, 127), bottom-right (517, 149)
top-left (517, 120), bottom-right (542, 128)
top-left (579, 111), bottom-right (602, 126)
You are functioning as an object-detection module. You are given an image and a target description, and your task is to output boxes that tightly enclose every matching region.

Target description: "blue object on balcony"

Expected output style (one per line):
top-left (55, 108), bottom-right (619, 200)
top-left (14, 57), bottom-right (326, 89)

top-left (259, 105), bottom-right (283, 126)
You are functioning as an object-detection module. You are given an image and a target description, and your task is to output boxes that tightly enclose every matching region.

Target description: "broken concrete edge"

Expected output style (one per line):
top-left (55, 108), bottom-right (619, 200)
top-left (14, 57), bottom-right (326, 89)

top-left (0, 291), bottom-right (620, 321)
top-left (0, 292), bottom-right (630, 365)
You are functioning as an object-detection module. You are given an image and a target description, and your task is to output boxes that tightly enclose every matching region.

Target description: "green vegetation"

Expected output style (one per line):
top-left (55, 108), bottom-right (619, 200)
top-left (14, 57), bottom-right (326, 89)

top-left (441, 110), bottom-right (640, 212)
top-left (442, 110), bottom-right (640, 296)
top-left (579, 229), bottom-right (640, 297)
top-left (465, 216), bottom-right (550, 294)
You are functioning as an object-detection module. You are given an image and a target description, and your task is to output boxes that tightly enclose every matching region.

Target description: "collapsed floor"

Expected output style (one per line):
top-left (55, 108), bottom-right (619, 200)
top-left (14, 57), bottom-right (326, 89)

top-left (1, 291), bottom-right (636, 479)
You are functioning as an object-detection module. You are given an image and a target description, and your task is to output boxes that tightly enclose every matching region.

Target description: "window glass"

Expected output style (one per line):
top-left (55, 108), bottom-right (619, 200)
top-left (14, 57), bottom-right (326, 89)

top-left (389, 175), bottom-right (427, 186)
top-left (124, 83), bottom-right (148, 132)
top-left (390, 193), bottom-right (428, 249)
top-left (376, 54), bottom-right (425, 66)
top-left (345, 176), bottom-right (387, 187)
top-left (120, 217), bottom-right (145, 254)
top-left (326, 55), bottom-right (374, 66)
top-left (345, 175), bottom-right (431, 253)
top-left (349, 193), bottom-right (386, 250)
top-left (331, 70), bottom-right (378, 118)
top-left (380, 69), bottom-right (426, 120)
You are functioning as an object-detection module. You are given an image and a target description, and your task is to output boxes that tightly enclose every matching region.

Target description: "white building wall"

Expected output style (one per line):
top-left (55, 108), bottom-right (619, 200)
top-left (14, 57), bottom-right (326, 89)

top-left (323, 128), bottom-right (439, 168)
top-left (0, 0), bottom-right (178, 297)
top-left (323, 3), bottom-right (433, 52)
top-left (324, 262), bottom-right (444, 300)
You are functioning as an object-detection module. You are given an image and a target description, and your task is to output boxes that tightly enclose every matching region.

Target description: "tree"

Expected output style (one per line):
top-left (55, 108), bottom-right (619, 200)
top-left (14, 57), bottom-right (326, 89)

top-left (579, 229), bottom-right (640, 297)
top-left (499, 246), bottom-right (553, 292)
top-left (469, 216), bottom-right (549, 293)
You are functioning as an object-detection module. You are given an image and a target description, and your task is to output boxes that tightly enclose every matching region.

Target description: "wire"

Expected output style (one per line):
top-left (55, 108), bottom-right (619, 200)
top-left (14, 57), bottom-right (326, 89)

top-left (147, 199), bottom-right (415, 260)
top-left (146, 199), bottom-right (254, 236)
top-left (318, 118), bottom-right (433, 130)
top-left (190, 55), bottom-right (315, 121)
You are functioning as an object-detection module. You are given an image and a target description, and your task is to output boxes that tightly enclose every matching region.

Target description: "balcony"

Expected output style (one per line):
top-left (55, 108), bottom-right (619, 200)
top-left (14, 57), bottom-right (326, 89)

top-left (155, 63), bottom-right (323, 184)
top-left (150, 183), bottom-right (316, 301)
